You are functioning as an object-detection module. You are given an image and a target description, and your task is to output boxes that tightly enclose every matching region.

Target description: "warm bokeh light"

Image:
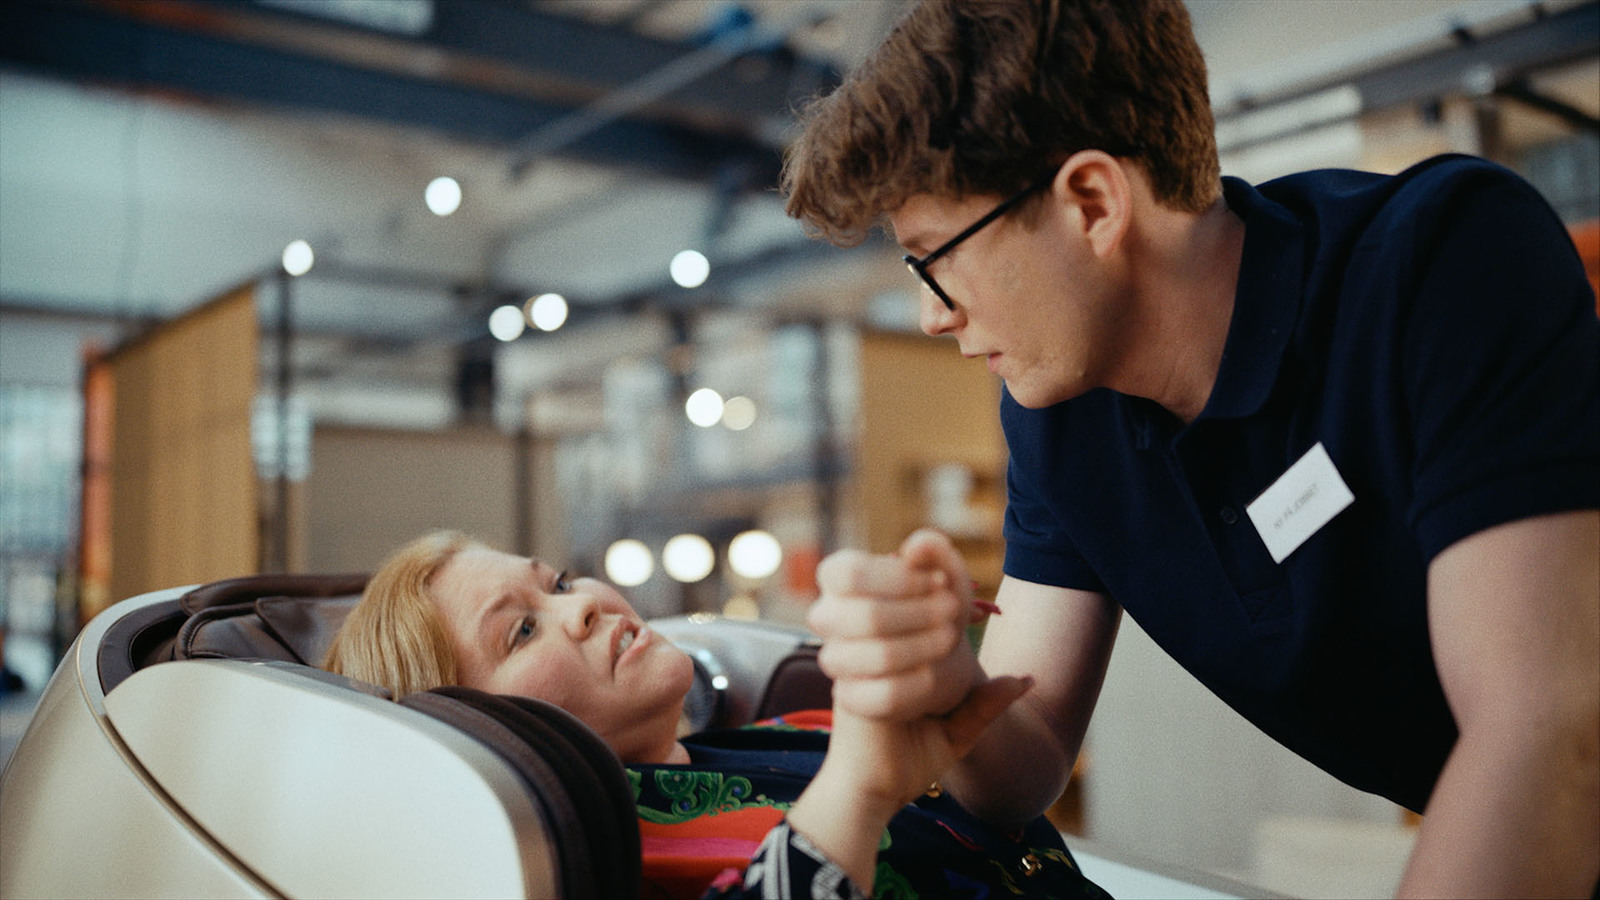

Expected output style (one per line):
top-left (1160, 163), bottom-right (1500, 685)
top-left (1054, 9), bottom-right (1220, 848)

top-left (722, 593), bottom-right (760, 620)
top-left (662, 533), bottom-right (715, 583)
top-left (425, 176), bottom-right (462, 216)
top-left (281, 239), bottom-right (314, 276)
top-left (604, 539), bottom-right (654, 587)
top-left (685, 387), bottom-right (724, 427)
top-left (527, 292), bottom-right (568, 331)
top-left (488, 304), bottom-right (526, 341)
top-left (728, 530), bottom-right (781, 580)
top-left (670, 249), bottom-right (710, 288)
top-left (721, 395), bottom-right (756, 431)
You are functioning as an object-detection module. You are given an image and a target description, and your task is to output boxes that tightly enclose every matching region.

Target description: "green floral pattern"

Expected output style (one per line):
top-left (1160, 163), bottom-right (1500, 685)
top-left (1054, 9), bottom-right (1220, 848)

top-left (630, 768), bottom-right (791, 825)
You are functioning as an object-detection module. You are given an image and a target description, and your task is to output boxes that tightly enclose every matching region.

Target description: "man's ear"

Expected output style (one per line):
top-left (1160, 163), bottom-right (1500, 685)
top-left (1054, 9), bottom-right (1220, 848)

top-left (1053, 150), bottom-right (1131, 259)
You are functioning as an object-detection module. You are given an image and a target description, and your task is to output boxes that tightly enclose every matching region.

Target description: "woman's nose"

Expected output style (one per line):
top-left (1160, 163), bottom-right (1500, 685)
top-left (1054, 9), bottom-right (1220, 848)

top-left (557, 593), bottom-right (600, 638)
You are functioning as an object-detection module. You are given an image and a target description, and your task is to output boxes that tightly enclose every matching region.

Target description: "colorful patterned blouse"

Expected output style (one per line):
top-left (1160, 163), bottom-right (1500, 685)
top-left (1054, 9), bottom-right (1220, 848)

top-left (628, 711), bottom-right (1113, 899)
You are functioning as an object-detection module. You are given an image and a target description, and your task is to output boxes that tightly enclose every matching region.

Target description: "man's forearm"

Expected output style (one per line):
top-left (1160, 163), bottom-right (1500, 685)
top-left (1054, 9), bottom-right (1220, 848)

top-left (1399, 710), bottom-right (1600, 898)
top-left (944, 691), bottom-right (1079, 829)
top-left (944, 581), bottom-right (1118, 829)
top-left (1412, 510), bottom-right (1600, 897)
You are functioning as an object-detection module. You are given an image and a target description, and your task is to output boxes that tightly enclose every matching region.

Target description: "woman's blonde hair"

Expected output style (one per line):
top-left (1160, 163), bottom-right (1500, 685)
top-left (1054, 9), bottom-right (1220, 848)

top-left (324, 530), bottom-right (480, 699)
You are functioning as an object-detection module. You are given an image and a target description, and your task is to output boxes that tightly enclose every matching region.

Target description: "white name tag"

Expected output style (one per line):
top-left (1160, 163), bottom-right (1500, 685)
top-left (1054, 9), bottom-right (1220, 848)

top-left (1245, 442), bottom-right (1355, 563)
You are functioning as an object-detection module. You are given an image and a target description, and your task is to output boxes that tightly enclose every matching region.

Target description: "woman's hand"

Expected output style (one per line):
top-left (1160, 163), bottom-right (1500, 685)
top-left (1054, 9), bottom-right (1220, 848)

top-left (785, 671), bottom-right (1033, 893)
top-left (809, 529), bottom-right (988, 721)
top-left (826, 675), bottom-right (1036, 809)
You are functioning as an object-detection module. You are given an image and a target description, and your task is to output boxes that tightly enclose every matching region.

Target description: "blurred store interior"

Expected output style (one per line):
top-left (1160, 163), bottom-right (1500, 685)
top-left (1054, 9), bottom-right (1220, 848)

top-left (1, 0), bottom-right (1596, 896)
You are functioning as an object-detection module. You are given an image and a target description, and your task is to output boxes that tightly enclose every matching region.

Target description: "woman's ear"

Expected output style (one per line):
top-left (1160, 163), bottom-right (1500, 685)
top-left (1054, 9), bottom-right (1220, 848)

top-left (1053, 150), bottom-right (1132, 259)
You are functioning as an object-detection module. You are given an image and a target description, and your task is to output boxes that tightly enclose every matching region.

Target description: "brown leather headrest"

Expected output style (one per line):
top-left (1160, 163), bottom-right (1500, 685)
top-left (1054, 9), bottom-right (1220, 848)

top-left (179, 573), bottom-right (368, 615)
top-left (175, 574), bottom-right (368, 667)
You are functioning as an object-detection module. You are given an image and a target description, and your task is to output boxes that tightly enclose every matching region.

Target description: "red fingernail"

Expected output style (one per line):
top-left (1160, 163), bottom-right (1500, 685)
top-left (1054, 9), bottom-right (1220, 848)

top-left (973, 600), bottom-right (1002, 616)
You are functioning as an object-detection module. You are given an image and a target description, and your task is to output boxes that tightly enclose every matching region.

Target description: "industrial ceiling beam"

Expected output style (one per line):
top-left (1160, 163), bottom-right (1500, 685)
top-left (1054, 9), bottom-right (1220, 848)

top-left (503, 4), bottom-right (831, 180)
top-left (1214, 1), bottom-right (1598, 155)
top-left (211, 0), bottom-right (829, 137)
top-left (0, 0), bottom-right (838, 187)
top-left (1217, 0), bottom-right (1597, 123)
top-left (1352, 2), bottom-right (1598, 115)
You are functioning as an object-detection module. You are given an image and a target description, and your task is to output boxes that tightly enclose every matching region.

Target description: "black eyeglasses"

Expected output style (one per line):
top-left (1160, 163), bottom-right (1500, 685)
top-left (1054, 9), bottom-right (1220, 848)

top-left (902, 171), bottom-right (1057, 311)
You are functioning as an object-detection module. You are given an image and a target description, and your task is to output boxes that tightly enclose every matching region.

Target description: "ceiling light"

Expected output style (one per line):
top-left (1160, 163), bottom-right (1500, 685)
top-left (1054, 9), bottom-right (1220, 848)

top-left (425, 176), bottom-right (461, 216)
top-left (728, 530), bottom-right (782, 580)
top-left (527, 293), bottom-right (568, 332)
top-left (662, 534), bottom-right (715, 583)
top-left (488, 304), bottom-right (525, 341)
top-left (670, 249), bottom-right (710, 288)
top-left (685, 388), bottom-right (724, 427)
top-left (721, 395), bottom-right (756, 431)
top-left (605, 539), bottom-right (654, 587)
top-left (281, 240), bottom-right (314, 276)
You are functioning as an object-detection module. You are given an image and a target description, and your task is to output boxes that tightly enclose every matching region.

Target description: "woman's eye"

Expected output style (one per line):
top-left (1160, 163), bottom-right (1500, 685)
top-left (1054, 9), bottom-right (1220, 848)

top-left (553, 570), bottom-right (573, 593)
top-left (512, 618), bottom-right (536, 647)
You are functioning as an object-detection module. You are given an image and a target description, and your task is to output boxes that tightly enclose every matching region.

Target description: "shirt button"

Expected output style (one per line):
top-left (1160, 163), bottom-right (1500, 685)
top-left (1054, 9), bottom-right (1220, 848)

top-left (1219, 506), bottom-right (1239, 525)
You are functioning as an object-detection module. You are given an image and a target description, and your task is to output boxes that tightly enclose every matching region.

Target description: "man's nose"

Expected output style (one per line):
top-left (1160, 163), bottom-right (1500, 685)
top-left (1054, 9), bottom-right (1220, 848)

top-left (919, 288), bottom-right (960, 336)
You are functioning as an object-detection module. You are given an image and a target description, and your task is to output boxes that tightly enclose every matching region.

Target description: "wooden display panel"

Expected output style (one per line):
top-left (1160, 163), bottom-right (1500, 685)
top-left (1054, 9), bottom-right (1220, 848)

top-left (101, 283), bottom-right (259, 606)
top-left (856, 331), bottom-right (1008, 595)
top-left (301, 424), bottom-right (520, 574)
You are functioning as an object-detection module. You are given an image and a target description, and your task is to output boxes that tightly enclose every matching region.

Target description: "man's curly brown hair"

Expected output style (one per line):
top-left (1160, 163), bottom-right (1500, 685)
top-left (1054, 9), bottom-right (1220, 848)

top-left (782, 0), bottom-right (1219, 247)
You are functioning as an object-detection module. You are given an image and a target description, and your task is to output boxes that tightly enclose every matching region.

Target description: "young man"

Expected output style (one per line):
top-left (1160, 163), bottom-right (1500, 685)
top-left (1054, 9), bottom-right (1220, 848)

top-left (784, 1), bottom-right (1600, 897)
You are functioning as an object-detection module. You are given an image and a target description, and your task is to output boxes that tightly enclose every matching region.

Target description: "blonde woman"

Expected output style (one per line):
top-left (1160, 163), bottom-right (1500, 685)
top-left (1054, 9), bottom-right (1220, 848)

top-left (326, 530), bottom-right (1108, 900)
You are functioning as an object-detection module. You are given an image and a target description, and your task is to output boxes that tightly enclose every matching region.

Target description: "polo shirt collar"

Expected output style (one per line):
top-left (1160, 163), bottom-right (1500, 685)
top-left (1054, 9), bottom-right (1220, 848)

top-left (1194, 177), bottom-right (1305, 423)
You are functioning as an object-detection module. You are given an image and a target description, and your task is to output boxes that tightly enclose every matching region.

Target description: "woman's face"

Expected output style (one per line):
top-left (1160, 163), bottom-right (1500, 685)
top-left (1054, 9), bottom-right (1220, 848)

top-left (429, 546), bottom-right (694, 763)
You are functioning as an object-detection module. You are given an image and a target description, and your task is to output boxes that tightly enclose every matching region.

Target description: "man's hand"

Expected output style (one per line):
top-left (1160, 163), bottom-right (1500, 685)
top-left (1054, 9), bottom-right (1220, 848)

top-left (809, 529), bottom-right (986, 720)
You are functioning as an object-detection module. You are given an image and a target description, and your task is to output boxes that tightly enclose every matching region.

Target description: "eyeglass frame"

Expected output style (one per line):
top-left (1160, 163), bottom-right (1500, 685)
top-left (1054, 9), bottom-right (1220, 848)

top-left (901, 170), bottom-right (1059, 312)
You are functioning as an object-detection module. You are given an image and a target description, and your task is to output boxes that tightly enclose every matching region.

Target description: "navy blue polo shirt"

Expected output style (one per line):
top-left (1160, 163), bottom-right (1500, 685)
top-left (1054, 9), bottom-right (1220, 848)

top-left (1001, 154), bottom-right (1600, 813)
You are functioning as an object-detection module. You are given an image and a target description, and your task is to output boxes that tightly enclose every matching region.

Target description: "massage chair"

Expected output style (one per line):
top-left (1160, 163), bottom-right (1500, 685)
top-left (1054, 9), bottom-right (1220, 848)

top-left (0, 573), bottom-right (830, 898)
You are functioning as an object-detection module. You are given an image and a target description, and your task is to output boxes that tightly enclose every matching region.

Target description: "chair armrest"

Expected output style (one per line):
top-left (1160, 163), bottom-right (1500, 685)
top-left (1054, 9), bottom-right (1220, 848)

top-left (104, 660), bottom-right (556, 899)
top-left (652, 615), bottom-right (827, 727)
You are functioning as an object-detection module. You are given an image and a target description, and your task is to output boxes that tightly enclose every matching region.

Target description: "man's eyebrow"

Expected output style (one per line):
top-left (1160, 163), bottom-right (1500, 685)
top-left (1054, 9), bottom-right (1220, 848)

top-left (886, 222), bottom-right (923, 256)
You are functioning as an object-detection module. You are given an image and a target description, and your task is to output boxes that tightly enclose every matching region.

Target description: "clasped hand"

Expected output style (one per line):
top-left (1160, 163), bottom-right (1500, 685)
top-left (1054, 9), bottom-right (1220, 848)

top-left (808, 529), bottom-right (1031, 808)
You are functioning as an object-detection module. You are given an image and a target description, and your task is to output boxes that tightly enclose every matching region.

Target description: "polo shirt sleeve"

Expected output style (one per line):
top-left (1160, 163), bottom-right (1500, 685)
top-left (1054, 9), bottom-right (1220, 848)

top-left (1000, 394), bottom-right (1108, 593)
top-left (1394, 164), bottom-right (1600, 561)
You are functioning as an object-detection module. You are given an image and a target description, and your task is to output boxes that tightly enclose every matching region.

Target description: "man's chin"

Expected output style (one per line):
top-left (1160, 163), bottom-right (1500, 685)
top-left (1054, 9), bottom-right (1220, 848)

top-left (1005, 378), bottom-right (1077, 410)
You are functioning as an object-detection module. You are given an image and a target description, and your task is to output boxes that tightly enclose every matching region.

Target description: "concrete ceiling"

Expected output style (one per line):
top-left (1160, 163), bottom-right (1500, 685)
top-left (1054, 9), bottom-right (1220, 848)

top-left (1, 0), bottom-right (1594, 417)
